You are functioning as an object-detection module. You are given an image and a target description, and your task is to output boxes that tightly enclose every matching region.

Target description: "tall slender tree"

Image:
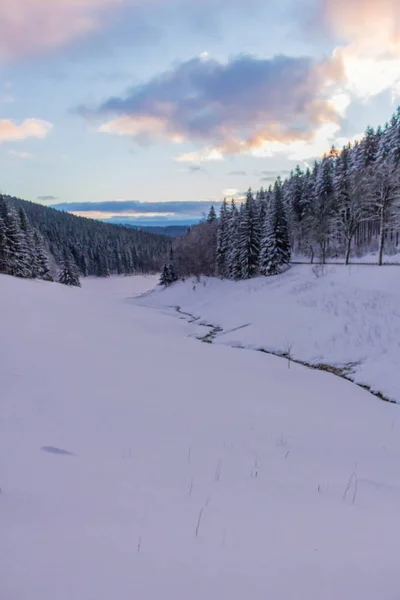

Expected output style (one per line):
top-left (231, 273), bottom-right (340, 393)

top-left (216, 199), bottom-right (230, 278)
top-left (259, 178), bottom-right (290, 276)
top-left (238, 189), bottom-right (261, 279)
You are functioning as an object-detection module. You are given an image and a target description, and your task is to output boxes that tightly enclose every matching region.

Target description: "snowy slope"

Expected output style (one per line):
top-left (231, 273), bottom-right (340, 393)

top-left (1, 273), bottom-right (400, 600)
top-left (142, 265), bottom-right (400, 403)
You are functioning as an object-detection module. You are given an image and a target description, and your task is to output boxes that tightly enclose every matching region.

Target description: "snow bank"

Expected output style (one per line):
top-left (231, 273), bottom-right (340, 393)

top-left (1, 273), bottom-right (400, 600)
top-left (143, 265), bottom-right (400, 402)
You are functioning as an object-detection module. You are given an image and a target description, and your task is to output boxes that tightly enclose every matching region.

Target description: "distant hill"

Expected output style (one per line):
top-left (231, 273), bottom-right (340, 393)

top-left (123, 224), bottom-right (190, 238)
top-left (4, 195), bottom-right (170, 277)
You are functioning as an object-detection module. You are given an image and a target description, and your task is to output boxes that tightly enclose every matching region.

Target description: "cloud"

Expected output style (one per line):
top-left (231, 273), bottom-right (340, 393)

top-left (175, 148), bottom-right (224, 164)
top-left (8, 150), bottom-right (33, 158)
top-left (320, 0), bottom-right (400, 100)
top-left (186, 165), bottom-right (207, 173)
top-left (85, 53), bottom-right (344, 159)
top-left (52, 199), bottom-right (236, 224)
top-left (222, 188), bottom-right (240, 198)
top-left (0, 0), bottom-right (268, 60)
top-left (251, 122), bottom-right (363, 161)
top-left (0, 119), bottom-right (52, 142)
top-left (70, 210), bottom-right (175, 220)
top-left (0, 0), bottom-right (128, 60)
top-left (228, 170), bottom-right (247, 176)
top-left (259, 169), bottom-right (290, 176)
top-left (37, 195), bottom-right (58, 203)
top-left (52, 200), bottom-right (225, 216)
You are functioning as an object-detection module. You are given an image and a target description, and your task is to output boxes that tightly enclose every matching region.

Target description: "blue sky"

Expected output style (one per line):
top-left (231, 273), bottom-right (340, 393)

top-left (0, 0), bottom-right (399, 225)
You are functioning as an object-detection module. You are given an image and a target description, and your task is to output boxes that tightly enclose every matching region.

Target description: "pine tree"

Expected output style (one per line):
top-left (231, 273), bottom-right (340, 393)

top-left (216, 199), bottom-right (229, 278)
top-left (259, 178), bottom-right (290, 276)
top-left (159, 263), bottom-right (171, 286)
top-left (18, 207), bottom-right (36, 277)
top-left (159, 248), bottom-right (178, 286)
top-left (4, 205), bottom-right (31, 278)
top-left (168, 247), bottom-right (178, 283)
top-left (388, 112), bottom-right (400, 165)
top-left (34, 230), bottom-right (53, 281)
top-left (0, 210), bottom-right (8, 273)
top-left (311, 156), bottom-right (336, 263)
top-left (58, 253), bottom-right (81, 287)
top-left (238, 189), bottom-right (261, 279)
top-left (371, 160), bottom-right (400, 265)
top-left (357, 125), bottom-right (378, 169)
top-left (226, 200), bottom-right (241, 280)
top-left (207, 205), bottom-right (217, 223)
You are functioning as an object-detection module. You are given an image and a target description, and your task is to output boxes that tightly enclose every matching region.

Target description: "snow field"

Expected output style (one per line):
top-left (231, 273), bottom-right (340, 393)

top-left (1, 273), bottom-right (400, 600)
top-left (144, 264), bottom-right (400, 402)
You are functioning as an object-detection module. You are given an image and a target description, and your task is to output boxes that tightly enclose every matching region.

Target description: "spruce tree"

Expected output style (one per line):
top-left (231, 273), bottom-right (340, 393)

top-left (312, 156), bottom-right (336, 263)
top-left (34, 231), bottom-right (53, 281)
top-left (216, 199), bottom-right (229, 278)
top-left (58, 253), bottom-right (81, 287)
top-left (238, 189), bottom-right (260, 279)
top-left (168, 247), bottom-right (178, 283)
top-left (4, 205), bottom-right (31, 278)
top-left (259, 178), bottom-right (290, 276)
top-left (0, 211), bottom-right (8, 273)
top-left (159, 248), bottom-right (178, 286)
top-left (207, 205), bottom-right (217, 223)
top-left (226, 200), bottom-right (241, 280)
top-left (159, 263), bottom-right (171, 286)
top-left (18, 207), bottom-right (36, 277)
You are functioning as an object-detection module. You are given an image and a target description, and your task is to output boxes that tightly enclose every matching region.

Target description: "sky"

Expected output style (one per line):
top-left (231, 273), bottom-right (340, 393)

top-left (0, 0), bottom-right (400, 225)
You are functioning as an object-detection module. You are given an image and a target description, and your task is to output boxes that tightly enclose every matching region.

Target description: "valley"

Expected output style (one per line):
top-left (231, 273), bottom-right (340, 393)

top-left (1, 271), bottom-right (400, 600)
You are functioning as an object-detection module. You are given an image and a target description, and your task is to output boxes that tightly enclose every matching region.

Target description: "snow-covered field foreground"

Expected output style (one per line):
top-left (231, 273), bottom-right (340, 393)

top-left (143, 265), bottom-right (400, 403)
top-left (1, 273), bottom-right (400, 600)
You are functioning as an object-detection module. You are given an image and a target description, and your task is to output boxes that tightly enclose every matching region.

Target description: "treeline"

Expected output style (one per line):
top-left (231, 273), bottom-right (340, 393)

top-left (0, 198), bottom-right (52, 281)
top-left (170, 185), bottom-right (290, 281)
top-left (2, 195), bottom-right (170, 285)
top-left (167, 107), bottom-right (400, 282)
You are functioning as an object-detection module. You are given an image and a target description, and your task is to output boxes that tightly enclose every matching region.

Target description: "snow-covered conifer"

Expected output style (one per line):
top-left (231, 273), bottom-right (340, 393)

top-left (207, 205), bottom-right (217, 223)
top-left (238, 189), bottom-right (261, 279)
top-left (216, 199), bottom-right (230, 278)
top-left (259, 178), bottom-right (290, 276)
top-left (58, 253), bottom-right (81, 287)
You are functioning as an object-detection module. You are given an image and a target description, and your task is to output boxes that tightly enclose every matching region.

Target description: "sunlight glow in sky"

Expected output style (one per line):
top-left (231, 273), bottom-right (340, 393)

top-left (0, 0), bottom-right (399, 224)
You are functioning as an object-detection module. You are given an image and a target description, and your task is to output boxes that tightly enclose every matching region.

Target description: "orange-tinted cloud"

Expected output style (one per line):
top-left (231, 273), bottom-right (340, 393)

top-left (321, 0), bottom-right (400, 99)
top-left (90, 53), bottom-right (345, 159)
top-left (322, 0), bottom-right (400, 47)
top-left (0, 118), bottom-right (52, 141)
top-left (70, 210), bottom-right (174, 219)
top-left (0, 0), bottom-right (127, 59)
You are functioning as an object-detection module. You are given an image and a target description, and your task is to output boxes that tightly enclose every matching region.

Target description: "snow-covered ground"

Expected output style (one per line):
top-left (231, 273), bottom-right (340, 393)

top-left (292, 251), bottom-right (400, 264)
top-left (142, 265), bottom-right (400, 403)
top-left (1, 273), bottom-right (400, 600)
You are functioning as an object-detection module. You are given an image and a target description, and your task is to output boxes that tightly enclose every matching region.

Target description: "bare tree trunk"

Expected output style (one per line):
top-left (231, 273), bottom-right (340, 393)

top-left (345, 236), bottom-right (352, 265)
top-left (321, 241), bottom-right (326, 264)
top-left (310, 245), bottom-right (314, 264)
top-left (378, 208), bottom-right (385, 266)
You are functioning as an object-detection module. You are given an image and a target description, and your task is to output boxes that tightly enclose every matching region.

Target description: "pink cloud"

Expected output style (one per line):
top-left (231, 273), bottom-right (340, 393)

top-left (321, 0), bottom-right (400, 99)
top-left (322, 0), bottom-right (400, 47)
top-left (0, 118), bottom-right (52, 141)
top-left (0, 0), bottom-right (268, 60)
top-left (0, 0), bottom-right (127, 59)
